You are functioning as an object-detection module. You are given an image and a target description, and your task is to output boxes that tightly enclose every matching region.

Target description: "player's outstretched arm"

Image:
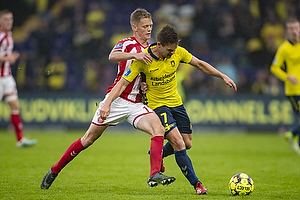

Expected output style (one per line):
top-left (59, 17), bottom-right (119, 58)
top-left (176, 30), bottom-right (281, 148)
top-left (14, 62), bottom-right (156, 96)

top-left (109, 50), bottom-right (152, 64)
top-left (190, 56), bottom-right (237, 91)
top-left (100, 78), bottom-right (130, 120)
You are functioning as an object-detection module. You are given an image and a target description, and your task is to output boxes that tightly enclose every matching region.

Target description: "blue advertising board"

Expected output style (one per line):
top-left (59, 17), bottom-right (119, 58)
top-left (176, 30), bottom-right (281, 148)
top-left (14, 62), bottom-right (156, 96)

top-left (0, 94), bottom-right (295, 131)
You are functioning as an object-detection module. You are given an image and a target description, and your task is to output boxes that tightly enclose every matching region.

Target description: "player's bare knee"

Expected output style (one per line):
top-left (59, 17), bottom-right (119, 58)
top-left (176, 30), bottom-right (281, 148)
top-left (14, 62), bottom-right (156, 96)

top-left (152, 125), bottom-right (165, 137)
top-left (185, 143), bottom-right (192, 150)
top-left (172, 140), bottom-right (186, 151)
top-left (159, 125), bottom-right (165, 136)
top-left (81, 137), bottom-right (94, 147)
top-left (184, 140), bottom-right (192, 149)
top-left (182, 135), bottom-right (192, 150)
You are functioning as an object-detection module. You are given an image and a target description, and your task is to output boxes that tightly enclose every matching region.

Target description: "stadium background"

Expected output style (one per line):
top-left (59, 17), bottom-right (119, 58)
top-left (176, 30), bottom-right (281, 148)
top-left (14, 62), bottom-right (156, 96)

top-left (0, 0), bottom-right (299, 132)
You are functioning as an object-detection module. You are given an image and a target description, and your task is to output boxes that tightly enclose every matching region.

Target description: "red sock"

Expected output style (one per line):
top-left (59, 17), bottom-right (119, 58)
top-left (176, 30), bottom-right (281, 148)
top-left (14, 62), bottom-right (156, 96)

top-left (149, 136), bottom-right (164, 177)
top-left (11, 114), bottom-right (24, 141)
top-left (52, 138), bottom-right (85, 174)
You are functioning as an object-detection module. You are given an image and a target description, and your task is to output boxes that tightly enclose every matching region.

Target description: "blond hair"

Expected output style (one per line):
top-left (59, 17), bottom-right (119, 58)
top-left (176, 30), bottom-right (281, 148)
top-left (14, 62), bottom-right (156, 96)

top-left (130, 8), bottom-right (151, 26)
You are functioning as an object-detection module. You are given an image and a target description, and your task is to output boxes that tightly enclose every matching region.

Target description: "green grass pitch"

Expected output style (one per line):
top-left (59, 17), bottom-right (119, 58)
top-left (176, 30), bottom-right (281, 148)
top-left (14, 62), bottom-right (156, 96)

top-left (0, 128), bottom-right (300, 200)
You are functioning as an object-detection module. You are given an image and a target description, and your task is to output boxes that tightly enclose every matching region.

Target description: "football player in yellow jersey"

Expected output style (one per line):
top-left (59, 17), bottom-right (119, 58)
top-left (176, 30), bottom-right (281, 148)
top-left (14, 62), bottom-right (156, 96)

top-left (101, 25), bottom-right (237, 195)
top-left (41, 9), bottom-right (176, 190)
top-left (271, 18), bottom-right (300, 155)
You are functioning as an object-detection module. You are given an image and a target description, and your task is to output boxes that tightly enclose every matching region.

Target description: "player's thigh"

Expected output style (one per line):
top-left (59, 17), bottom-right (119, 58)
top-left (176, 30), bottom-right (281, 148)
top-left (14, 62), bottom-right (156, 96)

top-left (3, 76), bottom-right (17, 96)
top-left (136, 112), bottom-right (165, 137)
top-left (170, 105), bottom-right (192, 134)
top-left (3, 76), bottom-right (18, 108)
top-left (154, 106), bottom-right (177, 134)
top-left (165, 127), bottom-right (185, 151)
top-left (6, 98), bottom-right (19, 110)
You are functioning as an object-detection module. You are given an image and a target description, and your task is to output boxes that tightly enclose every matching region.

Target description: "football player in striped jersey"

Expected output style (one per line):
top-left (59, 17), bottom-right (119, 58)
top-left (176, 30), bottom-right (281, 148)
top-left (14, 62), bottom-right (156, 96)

top-left (41, 8), bottom-right (175, 190)
top-left (0, 9), bottom-right (37, 147)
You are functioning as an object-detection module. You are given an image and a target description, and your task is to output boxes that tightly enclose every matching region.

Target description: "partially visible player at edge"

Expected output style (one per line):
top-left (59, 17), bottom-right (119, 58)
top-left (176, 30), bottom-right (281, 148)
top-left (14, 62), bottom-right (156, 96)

top-left (0, 10), bottom-right (37, 147)
top-left (100, 25), bottom-right (237, 195)
top-left (271, 17), bottom-right (300, 155)
top-left (40, 8), bottom-right (175, 189)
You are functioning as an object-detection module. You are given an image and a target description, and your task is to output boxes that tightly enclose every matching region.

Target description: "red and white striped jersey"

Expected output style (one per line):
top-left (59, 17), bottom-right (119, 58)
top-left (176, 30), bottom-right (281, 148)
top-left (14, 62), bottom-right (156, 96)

top-left (0, 30), bottom-right (13, 77)
top-left (106, 37), bottom-right (149, 103)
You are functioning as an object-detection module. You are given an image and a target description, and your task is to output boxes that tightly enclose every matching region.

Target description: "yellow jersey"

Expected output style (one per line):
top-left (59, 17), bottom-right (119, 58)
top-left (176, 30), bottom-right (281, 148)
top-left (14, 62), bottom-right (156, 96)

top-left (271, 40), bottom-right (300, 96)
top-left (123, 43), bottom-right (193, 110)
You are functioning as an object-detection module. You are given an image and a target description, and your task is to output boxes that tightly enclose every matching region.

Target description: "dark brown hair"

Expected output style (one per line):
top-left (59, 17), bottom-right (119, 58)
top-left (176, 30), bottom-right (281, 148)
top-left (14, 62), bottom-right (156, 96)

top-left (157, 25), bottom-right (180, 46)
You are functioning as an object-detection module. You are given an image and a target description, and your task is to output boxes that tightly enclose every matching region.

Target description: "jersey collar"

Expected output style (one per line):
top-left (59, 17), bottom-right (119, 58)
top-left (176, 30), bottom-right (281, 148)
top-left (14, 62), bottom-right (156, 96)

top-left (287, 39), bottom-right (300, 45)
top-left (288, 39), bottom-right (294, 45)
top-left (148, 43), bottom-right (159, 60)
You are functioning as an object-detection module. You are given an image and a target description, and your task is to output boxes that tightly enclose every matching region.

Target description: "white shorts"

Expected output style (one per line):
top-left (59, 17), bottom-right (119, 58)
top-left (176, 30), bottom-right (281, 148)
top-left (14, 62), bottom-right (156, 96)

top-left (92, 94), bottom-right (154, 128)
top-left (0, 76), bottom-right (17, 101)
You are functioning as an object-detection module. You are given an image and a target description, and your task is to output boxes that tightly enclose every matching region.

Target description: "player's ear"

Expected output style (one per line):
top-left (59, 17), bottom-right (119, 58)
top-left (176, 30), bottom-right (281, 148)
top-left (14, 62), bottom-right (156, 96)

top-left (157, 42), bottom-right (162, 48)
top-left (132, 24), bottom-right (137, 31)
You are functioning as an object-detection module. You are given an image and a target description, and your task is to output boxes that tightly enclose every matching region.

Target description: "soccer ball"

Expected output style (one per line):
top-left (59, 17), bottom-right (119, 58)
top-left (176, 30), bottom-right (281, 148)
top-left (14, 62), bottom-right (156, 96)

top-left (229, 173), bottom-right (254, 195)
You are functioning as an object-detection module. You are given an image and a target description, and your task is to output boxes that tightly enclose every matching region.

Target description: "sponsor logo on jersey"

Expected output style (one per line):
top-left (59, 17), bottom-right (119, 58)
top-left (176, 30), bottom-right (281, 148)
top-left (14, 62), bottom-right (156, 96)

top-left (124, 69), bottom-right (132, 77)
top-left (150, 68), bottom-right (159, 73)
top-left (114, 43), bottom-right (123, 49)
top-left (171, 60), bottom-right (175, 67)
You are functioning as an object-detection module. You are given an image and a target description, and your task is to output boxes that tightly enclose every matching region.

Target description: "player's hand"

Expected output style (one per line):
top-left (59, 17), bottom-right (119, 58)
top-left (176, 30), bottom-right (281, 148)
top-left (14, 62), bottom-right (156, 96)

top-left (140, 81), bottom-right (148, 94)
top-left (100, 102), bottom-right (110, 120)
top-left (135, 52), bottom-right (153, 65)
top-left (222, 75), bottom-right (237, 91)
top-left (287, 75), bottom-right (298, 85)
top-left (7, 52), bottom-right (20, 64)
